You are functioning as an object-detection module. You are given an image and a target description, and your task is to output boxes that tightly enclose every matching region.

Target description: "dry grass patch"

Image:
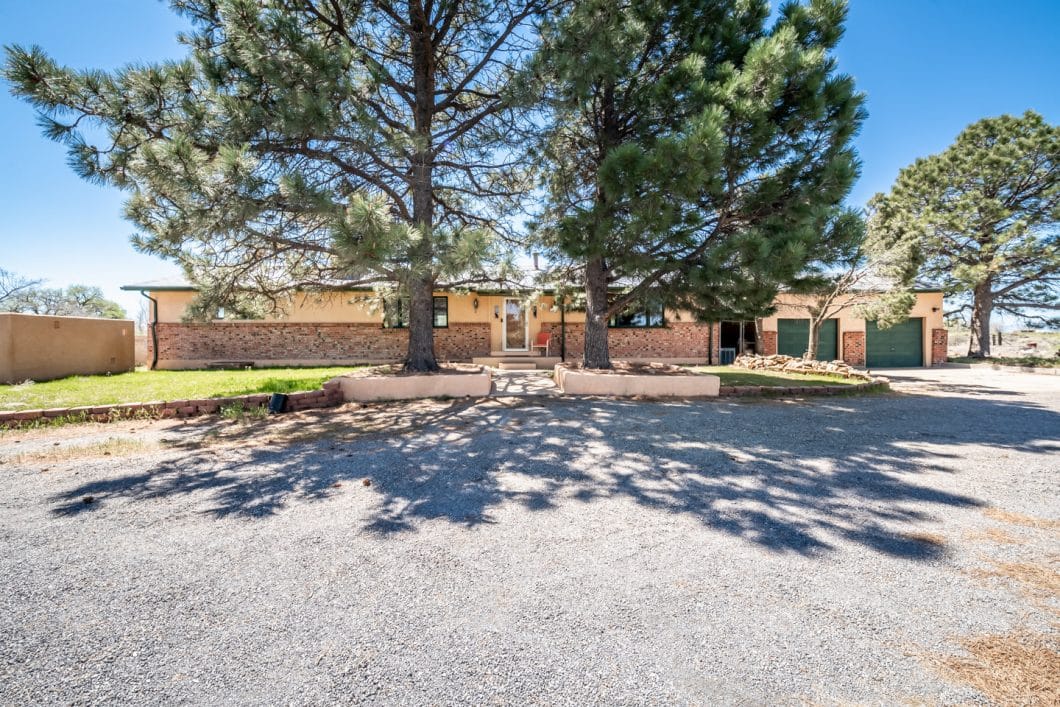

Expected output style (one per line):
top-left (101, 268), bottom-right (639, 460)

top-left (11, 437), bottom-right (157, 464)
top-left (934, 630), bottom-right (1060, 706)
top-left (899, 531), bottom-right (947, 547)
top-left (965, 527), bottom-right (1021, 545)
top-left (984, 508), bottom-right (1060, 531)
top-left (977, 559), bottom-right (1060, 597)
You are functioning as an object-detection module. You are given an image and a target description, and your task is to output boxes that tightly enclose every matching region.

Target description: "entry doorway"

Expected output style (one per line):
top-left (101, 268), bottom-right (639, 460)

top-left (719, 321), bottom-right (758, 364)
top-left (502, 298), bottom-right (529, 351)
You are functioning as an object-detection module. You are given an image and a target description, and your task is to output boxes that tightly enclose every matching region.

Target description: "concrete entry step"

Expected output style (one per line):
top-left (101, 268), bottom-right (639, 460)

top-left (472, 356), bottom-right (562, 370)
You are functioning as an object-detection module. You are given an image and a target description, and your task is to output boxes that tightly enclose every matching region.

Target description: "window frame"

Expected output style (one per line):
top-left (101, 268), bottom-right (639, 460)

top-left (432, 295), bottom-right (448, 328)
top-left (608, 300), bottom-right (667, 328)
top-left (383, 295), bottom-right (449, 329)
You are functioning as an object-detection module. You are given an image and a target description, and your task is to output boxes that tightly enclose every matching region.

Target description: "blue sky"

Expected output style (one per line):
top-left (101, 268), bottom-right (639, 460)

top-left (1, 0), bottom-right (1058, 318)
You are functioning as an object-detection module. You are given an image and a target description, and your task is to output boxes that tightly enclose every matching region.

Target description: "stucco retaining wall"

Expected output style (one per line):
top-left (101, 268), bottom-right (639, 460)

top-left (334, 371), bottom-right (492, 402)
top-left (554, 365), bottom-right (720, 397)
top-left (0, 313), bottom-right (135, 384)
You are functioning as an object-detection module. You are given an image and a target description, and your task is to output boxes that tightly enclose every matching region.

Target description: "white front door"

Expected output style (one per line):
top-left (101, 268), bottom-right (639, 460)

top-left (502, 298), bottom-right (529, 351)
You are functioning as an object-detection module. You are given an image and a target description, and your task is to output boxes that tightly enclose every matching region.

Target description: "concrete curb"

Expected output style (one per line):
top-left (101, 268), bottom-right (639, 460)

top-left (943, 362), bottom-right (1059, 376)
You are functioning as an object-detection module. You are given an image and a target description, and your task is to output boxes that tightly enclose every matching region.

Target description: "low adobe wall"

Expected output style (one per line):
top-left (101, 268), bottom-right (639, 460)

top-left (334, 370), bottom-right (492, 402)
top-left (0, 313), bottom-right (135, 384)
top-left (555, 365), bottom-right (720, 397)
top-left (150, 322), bottom-right (491, 368)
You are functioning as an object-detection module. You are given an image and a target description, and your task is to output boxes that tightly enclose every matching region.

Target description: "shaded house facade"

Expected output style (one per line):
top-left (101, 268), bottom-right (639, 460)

top-left (123, 280), bottom-right (947, 369)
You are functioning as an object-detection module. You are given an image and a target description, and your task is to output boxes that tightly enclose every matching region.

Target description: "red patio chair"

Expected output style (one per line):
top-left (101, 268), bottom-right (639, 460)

top-left (531, 331), bottom-right (551, 356)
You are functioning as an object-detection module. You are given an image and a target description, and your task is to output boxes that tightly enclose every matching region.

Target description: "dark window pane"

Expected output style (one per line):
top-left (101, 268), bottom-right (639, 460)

top-left (433, 296), bottom-right (448, 327)
top-left (610, 301), bottom-right (664, 328)
top-left (384, 298), bottom-right (408, 328)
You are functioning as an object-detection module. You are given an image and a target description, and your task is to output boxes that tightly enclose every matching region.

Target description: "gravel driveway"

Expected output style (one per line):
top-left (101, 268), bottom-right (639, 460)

top-left (1, 367), bottom-right (1057, 704)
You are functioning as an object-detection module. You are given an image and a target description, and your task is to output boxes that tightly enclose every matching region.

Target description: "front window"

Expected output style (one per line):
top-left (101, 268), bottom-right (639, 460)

top-left (432, 296), bottom-right (448, 327)
top-left (609, 301), bottom-right (665, 328)
top-left (384, 296), bottom-right (448, 328)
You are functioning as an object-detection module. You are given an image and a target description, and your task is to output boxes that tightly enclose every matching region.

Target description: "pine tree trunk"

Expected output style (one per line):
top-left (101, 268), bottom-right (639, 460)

top-left (403, 4), bottom-right (439, 373)
top-left (405, 276), bottom-right (439, 372)
top-left (968, 281), bottom-right (993, 358)
top-left (583, 255), bottom-right (611, 369)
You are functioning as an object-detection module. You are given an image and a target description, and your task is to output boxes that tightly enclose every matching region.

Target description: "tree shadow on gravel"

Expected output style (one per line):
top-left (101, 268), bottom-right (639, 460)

top-left (49, 390), bottom-right (1060, 560)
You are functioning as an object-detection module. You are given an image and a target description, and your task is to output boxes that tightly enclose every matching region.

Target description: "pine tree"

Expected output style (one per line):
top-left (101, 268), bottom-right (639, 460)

top-left (4, 1), bottom-right (544, 371)
top-left (531, 0), bottom-right (864, 368)
top-left (869, 111), bottom-right (1059, 358)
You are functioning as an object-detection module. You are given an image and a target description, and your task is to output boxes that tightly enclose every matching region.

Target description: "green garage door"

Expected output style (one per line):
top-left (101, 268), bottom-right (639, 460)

top-left (866, 318), bottom-right (923, 367)
top-left (777, 319), bottom-right (838, 361)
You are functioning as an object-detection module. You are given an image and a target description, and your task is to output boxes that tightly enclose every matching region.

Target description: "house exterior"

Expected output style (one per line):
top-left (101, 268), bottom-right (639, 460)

top-left (122, 280), bottom-right (947, 369)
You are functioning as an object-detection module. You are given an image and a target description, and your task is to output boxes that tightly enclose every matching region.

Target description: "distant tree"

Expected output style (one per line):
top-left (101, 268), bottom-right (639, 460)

top-left (869, 111), bottom-right (1059, 358)
top-left (2, 284), bottom-right (126, 318)
top-left (4, 0), bottom-right (545, 371)
top-left (0, 268), bottom-right (40, 305)
top-left (783, 209), bottom-right (915, 360)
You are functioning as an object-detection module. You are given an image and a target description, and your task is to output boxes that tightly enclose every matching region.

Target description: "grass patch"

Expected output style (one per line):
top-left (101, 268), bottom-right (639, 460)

top-left (220, 401), bottom-right (270, 422)
top-left (950, 355), bottom-right (1060, 368)
top-left (0, 367), bottom-right (359, 411)
top-left (935, 630), bottom-right (1060, 705)
top-left (689, 366), bottom-right (861, 387)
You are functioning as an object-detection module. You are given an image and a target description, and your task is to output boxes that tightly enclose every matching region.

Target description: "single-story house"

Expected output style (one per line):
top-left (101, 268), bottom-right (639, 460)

top-left (122, 279), bottom-right (947, 369)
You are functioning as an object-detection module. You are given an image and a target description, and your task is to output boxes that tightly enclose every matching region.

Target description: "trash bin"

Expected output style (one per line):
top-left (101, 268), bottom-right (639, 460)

top-left (268, 393), bottom-right (288, 414)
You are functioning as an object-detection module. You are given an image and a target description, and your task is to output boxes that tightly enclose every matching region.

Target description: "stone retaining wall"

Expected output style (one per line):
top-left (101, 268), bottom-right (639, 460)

top-left (0, 381), bottom-right (344, 428)
top-left (718, 380), bottom-right (885, 397)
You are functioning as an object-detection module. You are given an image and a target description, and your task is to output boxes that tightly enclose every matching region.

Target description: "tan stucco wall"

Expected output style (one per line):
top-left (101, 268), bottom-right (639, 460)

top-left (760, 291), bottom-right (945, 366)
top-left (0, 313), bottom-right (136, 384)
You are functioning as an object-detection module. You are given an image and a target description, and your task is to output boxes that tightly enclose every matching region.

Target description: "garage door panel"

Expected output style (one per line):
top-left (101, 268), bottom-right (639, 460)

top-left (866, 318), bottom-right (923, 367)
top-left (777, 319), bottom-right (838, 361)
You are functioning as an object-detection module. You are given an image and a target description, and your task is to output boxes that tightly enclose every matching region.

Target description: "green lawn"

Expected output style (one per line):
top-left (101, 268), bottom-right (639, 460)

top-left (948, 356), bottom-right (1059, 368)
top-left (0, 367), bottom-right (361, 411)
top-left (690, 366), bottom-right (862, 387)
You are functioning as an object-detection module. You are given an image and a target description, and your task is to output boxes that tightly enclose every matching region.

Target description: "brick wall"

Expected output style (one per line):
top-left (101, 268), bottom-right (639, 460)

top-left (152, 322), bottom-right (490, 364)
top-left (931, 328), bottom-right (948, 366)
top-left (842, 331), bottom-right (866, 366)
top-left (760, 330), bottom-right (778, 356)
top-left (540, 322), bottom-right (714, 360)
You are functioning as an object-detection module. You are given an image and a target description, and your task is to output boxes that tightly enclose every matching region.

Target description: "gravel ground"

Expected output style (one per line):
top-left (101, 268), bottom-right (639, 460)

top-left (1, 367), bottom-right (1057, 705)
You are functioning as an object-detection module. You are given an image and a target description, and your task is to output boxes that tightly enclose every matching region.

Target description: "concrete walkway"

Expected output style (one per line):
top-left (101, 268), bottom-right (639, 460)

top-left (489, 369), bottom-right (560, 396)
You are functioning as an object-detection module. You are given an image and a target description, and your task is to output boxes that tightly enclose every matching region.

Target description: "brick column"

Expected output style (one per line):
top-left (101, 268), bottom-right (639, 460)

top-left (759, 330), bottom-right (777, 356)
top-left (931, 328), bottom-right (948, 366)
top-left (842, 331), bottom-right (865, 366)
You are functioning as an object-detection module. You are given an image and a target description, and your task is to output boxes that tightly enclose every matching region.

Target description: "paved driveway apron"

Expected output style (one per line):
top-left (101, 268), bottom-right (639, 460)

top-left (1, 366), bottom-right (1057, 704)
